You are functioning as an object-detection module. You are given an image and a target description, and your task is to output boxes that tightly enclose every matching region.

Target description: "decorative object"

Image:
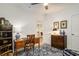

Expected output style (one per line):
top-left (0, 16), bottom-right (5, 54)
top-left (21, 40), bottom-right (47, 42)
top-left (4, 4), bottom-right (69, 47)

top-left (36, 23), bottom-right (43, 37)
top-left (0, 17), bottom-right (5, 25)
top-left (60, 30), bottom-right (65, 36)
top-left (53, 28), bottom-right (57, 31)
top-left (40, 32), bottom-right (43, 36)
top-left (62, 30), bottom-right (65, 36)
top-left (53, 22), bottom-right (59, 30)
top-left (60, 30), bottom-right (62, 35)
top-left (60, 20), bottom-right (67, 29)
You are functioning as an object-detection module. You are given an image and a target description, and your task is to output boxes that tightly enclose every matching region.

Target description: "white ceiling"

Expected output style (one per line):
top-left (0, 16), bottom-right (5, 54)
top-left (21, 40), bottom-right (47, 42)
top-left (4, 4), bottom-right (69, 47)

top-left (0, 3), bottom-right (79, 14)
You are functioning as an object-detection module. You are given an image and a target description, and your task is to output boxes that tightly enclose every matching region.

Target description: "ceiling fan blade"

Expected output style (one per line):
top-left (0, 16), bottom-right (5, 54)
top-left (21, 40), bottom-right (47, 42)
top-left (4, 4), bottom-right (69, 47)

top-left (31, 3), bottom-right (39, 5)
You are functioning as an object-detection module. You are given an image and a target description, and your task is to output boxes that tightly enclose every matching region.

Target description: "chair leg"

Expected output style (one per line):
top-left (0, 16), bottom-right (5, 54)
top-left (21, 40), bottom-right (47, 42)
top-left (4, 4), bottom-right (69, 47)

top-left (25, 48), bottom-right (30, 56)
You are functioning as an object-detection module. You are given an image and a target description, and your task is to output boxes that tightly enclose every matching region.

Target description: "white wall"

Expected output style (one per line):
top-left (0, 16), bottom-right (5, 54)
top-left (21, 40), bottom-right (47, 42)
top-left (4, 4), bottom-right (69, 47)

top-left (0, 3), bottom-right (44, 40)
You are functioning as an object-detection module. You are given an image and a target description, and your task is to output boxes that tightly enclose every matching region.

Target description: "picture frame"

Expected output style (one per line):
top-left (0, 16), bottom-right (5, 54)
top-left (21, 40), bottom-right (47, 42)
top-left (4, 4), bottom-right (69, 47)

top-left (60, 20), bottom-right (67, 29)
top-left (53, 22), bottom-right (59, 29)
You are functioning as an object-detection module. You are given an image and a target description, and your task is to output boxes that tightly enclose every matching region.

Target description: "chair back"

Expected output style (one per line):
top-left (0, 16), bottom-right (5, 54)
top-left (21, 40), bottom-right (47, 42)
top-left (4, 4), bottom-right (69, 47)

top-left (27, 34), bottom-right (35, 43)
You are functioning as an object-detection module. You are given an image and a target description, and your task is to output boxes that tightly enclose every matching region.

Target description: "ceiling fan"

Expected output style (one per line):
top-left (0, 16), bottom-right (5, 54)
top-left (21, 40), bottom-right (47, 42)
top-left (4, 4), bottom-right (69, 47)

top-left (30, 3), bottom-right (48, 10)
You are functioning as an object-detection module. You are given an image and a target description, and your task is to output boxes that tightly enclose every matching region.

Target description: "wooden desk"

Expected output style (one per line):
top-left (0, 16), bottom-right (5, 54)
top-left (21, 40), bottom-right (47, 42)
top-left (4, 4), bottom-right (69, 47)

top-left (15, 37), bottom-right (40, 48)
top-left (14, 39), bottom-right (25, 55)
top-left (15, 39), bottom-right (25, 49)
top-left (14, 37), bottom-right (40, 55)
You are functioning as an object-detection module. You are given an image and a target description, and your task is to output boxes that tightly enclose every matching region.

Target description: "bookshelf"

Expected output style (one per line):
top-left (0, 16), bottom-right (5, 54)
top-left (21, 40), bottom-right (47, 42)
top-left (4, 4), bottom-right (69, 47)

top-left (0, 17), bottom-right (13, 56)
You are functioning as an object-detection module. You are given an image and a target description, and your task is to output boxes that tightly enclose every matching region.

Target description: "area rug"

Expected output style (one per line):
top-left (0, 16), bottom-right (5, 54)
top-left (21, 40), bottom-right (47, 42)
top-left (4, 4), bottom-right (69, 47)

top-left (18, 44), bottom-right (63, 56)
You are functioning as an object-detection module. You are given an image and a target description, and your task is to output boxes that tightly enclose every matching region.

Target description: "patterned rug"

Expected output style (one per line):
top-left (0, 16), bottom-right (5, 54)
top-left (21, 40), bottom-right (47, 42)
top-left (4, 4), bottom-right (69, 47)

top-left (18, 44), bottom-right (63, 56)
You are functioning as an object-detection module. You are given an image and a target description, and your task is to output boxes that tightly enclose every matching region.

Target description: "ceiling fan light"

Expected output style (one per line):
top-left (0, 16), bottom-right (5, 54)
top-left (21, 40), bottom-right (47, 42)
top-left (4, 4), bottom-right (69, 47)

top-left (45, 6), bottom-right (48, 10)
top-left (44, 3), bottom-right (48, 6)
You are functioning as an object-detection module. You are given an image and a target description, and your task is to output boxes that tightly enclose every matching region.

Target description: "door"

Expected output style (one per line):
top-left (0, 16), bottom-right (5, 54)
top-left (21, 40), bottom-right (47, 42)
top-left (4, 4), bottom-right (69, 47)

top-left (71, 14), bottom-right (79, 51)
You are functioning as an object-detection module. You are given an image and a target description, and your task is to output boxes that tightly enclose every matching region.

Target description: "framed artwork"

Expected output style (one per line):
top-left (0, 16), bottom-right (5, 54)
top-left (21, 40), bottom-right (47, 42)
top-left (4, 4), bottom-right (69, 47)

top-left (53, 22), bottom-right (59, 29)
top-left (60, 20), bottom-right (67, 29)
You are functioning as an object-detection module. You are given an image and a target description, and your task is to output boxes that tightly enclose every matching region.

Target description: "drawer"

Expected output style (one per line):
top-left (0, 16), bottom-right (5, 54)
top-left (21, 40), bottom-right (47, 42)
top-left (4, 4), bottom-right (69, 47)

top-left (57, 39), bottom-right (64, 42)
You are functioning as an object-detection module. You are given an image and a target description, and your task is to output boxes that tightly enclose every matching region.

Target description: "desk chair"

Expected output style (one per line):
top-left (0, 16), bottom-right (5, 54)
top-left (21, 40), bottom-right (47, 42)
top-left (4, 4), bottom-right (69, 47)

top-left (24, 34), bottom-right (35, 55)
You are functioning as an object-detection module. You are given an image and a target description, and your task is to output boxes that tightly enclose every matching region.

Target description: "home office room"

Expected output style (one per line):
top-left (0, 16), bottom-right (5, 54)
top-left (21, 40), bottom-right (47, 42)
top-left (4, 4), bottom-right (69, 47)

top-left (0, 2), bottom-right (79, 56)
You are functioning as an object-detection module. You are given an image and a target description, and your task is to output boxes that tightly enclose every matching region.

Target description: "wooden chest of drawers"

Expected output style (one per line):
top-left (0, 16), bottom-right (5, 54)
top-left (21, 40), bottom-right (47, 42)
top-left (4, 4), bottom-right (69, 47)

top-left (51, 35), bottom-right (67, 49)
